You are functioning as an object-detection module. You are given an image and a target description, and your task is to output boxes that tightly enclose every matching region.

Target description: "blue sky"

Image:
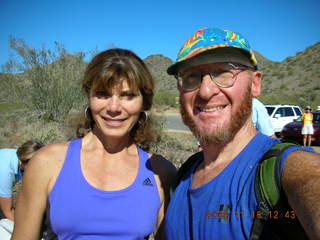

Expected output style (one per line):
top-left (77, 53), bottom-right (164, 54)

top-left (1, 0), bottom-right (319, 68)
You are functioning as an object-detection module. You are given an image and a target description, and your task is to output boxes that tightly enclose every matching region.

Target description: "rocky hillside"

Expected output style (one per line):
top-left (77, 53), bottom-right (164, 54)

top-left (260, 42), bottom-right (320, 107)
top-left (144, 54), bottom-right (177, 94)
top-left (1, 42), bottom-right (319, 108)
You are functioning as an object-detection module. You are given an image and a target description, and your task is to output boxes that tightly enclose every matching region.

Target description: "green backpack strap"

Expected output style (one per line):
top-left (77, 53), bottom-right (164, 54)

top-left (249, 142), bottom-right (309, 240)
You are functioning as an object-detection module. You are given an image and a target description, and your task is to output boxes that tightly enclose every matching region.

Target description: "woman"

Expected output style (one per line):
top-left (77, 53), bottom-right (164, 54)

top-left (12, 49), bottom-right (177, 240)
top-left (301, 106), bottom-right (314, 147)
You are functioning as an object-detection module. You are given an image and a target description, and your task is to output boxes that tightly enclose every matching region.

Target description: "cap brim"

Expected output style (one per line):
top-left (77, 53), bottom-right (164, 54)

top-left (167, 47), bottom-right (256, 75)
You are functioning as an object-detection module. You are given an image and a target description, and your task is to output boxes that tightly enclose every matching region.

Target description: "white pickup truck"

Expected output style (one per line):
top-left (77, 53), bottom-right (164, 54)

top-left (265, 104), bottom-right (302, 135)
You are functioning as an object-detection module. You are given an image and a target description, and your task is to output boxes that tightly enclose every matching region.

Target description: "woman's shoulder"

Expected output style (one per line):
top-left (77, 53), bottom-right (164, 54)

top-left (22, 141), bottom-right (73, 191)
top-left (35, 141), bottom-right (71, 161)
top-left (30, 140), bottom-right (74, 173)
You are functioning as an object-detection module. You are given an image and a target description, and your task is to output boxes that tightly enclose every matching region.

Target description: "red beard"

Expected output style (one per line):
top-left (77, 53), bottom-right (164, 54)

top-left (179, 85), bottom-right (252, 146)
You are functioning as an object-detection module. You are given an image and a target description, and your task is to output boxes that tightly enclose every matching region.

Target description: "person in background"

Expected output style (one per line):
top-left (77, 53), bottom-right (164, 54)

top-left (164, 27), bottom-right (320, 239)
top-left (301, 106), bottom-right (314, 147)
top-left (252, 98), bottom-right (276, 137)
top-left (0, 139), bottom-right (44, 221)
top-left (12, 48), bottom-right (176, 240)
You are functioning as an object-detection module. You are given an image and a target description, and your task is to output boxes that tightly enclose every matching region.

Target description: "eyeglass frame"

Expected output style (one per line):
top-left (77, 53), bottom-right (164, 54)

top-left (175, 62), bottom-right (255, 92)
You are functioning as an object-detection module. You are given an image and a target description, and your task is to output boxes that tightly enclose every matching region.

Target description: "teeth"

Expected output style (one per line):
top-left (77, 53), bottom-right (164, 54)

top-left (108, 120), bottom-right (122, 123)
top-left (201, 106), bottom-right (224, 112)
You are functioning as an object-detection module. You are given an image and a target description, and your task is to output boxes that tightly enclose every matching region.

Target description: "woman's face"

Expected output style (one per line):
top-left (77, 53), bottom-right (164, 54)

top-left (89, 79), bottom-right (143, 140)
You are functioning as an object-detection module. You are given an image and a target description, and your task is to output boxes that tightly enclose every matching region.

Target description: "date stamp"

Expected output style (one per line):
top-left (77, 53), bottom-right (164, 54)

top-left (205, 210), bottom-right (296, 220)
top-left (252, 210), bottom-right (296, 220)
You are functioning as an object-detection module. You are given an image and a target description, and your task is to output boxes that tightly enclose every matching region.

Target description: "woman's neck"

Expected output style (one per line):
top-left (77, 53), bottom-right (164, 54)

top-left (83, 130), bottom-right (134, 154)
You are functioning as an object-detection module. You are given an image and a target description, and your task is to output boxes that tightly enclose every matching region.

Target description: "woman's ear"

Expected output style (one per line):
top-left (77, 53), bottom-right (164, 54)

top-left (251, 71), bottom-right (262, 97)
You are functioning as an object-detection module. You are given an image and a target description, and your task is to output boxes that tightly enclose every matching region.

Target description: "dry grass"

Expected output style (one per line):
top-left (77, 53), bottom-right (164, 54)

top-left (150, 130), bottom-right (197, 168)
top-left (0, 108), bottom-right (197, 168)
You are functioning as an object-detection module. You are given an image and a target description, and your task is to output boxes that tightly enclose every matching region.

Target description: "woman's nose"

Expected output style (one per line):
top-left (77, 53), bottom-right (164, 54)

top-left (107, 96), bottom-right (121, 112)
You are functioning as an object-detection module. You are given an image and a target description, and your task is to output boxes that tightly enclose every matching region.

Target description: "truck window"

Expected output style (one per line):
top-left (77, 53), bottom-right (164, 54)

top-left (275, 107), bottom-right (285, 117)
top-left (284, 107), bottom-right (294, 117)
top-left (266, 107), bottom-right (275, 116)
top-left (294, 107), bottom-right (302, 116)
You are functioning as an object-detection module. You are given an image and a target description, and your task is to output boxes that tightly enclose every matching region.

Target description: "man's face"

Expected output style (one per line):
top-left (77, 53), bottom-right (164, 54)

top-left (178, 62), bottom-right (260, 146)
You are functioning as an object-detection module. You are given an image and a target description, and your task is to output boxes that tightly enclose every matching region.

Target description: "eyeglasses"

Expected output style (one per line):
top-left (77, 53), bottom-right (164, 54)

top-left (175, 63), bottom-right (254, 92)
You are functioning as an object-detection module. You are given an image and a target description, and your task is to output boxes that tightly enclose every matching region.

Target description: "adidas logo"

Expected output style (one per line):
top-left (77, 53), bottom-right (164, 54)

top-left (142, 178), bottom-right (153, 186)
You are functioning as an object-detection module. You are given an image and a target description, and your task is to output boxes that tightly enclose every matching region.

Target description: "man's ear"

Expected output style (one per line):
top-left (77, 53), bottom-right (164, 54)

top-left (251, 71), bottom-right (262, 97)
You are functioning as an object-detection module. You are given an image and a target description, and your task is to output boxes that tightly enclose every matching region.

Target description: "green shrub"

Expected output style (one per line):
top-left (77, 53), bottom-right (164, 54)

top-left (280, 83), bottom-right (288, 89)
top-left (154, 92), bottom-right (178, 107)
top-left (2, 37), bottom-right (87, 121)
top-left (0, 102), bottom-right (24, 112)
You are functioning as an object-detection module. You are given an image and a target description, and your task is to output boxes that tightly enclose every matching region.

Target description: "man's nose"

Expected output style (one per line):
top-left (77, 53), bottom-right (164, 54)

top-left (198, 74), bottom-right (221, 99)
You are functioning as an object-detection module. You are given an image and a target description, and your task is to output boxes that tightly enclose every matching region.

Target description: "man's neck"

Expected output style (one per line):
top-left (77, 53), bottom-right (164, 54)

top-left (192, 120), bottom-right (258, 189)
top-left (202, 121), bottom-right (257, 168)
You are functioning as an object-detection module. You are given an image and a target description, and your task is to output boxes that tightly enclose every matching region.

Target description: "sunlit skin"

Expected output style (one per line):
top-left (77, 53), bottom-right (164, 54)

top-left (89, 80), bottom-right (143, 146)
top-left (179, 63), bottom-right (262, 146)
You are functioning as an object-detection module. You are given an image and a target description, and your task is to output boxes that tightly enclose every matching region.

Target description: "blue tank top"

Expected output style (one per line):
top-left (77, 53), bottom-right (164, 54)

top-left (45, 138), bottom-right (161, 240)
top-left (165, 134), bottom-right (311, 240)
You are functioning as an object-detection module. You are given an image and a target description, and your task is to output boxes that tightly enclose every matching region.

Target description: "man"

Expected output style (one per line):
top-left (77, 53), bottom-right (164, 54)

top-left (0, 139), bottom-right (44, 221)
top-left (252, 98), bottom-right (276, 137)
top-left (165, 28), bottom-right (320, 239)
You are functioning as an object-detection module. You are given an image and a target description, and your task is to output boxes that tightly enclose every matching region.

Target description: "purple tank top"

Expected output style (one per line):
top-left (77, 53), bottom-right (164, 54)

top-left (45, 138), bottom-right (161, 240)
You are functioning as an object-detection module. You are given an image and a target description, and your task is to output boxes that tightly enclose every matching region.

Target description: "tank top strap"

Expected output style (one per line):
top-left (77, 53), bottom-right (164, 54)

top-left (67, 138), bottom-right (81, 155)
top-left (137, 147), bottom-right (148, 163)
top-left (49, 138), bottom-right (83, 203)
top-left (57, 138), bottom-right (82, 182)
top-left (137, 147), bottom-right (151, 173)
top-left (65, 138), bottom-right (82, 167)
top-left (137, 147), bottom-right (158, 188)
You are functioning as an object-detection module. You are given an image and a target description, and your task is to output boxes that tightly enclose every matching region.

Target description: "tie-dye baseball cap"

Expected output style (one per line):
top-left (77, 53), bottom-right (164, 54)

top-left (167, 28), bottom-right (258, 75)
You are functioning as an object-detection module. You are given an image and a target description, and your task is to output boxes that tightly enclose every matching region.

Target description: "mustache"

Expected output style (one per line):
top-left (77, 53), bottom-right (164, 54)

top-left (179, 86), bottom-right (253, 146)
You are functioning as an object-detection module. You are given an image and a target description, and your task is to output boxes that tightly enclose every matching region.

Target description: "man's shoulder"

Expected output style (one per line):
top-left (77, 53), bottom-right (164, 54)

top-left (283, 146), bottom-right (317, 163)
top-left (282, 146), bottom-right (315, 162)
top-left (247, 134), bottom-right (279, 152)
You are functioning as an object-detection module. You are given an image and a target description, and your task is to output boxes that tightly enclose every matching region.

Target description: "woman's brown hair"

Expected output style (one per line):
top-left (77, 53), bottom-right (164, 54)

top-left (78, 48), bottom-right (158, 149)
